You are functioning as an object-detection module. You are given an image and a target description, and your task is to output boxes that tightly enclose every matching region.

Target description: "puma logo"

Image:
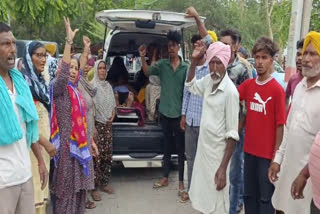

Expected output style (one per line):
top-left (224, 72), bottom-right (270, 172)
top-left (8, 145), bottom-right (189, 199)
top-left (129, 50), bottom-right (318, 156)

top-left (250, 92), bottom-right (272, 115)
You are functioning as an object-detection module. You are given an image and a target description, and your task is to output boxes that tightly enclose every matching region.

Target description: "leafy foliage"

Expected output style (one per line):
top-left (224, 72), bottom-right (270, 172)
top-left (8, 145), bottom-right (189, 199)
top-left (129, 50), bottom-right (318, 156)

top-left (311, 0), bottom-right (320, 31)
top-left (0, 0), bottom-right (317, 55)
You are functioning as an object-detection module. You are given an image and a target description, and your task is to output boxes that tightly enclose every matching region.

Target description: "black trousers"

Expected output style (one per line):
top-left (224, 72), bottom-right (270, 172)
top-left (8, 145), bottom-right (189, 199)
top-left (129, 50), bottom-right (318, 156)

top-left (311, 200), bottom-right (320, 214)
top-left (160, 114), bottom-right (185, 181)
top-left (244, 152), bottom-right (275, 214)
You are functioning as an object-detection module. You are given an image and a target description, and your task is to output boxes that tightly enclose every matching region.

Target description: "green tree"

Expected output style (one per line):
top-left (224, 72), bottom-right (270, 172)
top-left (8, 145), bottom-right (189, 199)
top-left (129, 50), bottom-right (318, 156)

top-left (0, 0), bottom-right (9, 22)
top-left (311, 0), bottom-right (320, 31)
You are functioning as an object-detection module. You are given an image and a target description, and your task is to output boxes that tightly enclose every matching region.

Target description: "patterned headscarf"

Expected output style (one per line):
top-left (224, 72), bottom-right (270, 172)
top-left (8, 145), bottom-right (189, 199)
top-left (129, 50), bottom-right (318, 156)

top-left (22, 41), bottom-right (50, 111)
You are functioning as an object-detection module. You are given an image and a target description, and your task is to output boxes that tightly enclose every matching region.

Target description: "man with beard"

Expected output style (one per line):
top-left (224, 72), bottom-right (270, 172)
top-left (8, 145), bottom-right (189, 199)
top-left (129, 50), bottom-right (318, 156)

top-left (277, 31), bottom-right (320, 214)
top-left (185, 7), bottom-right (251, 213)
top-left (0, 22), bottom-right (48, 214)
top-left (285, 39), bottom-right (304, 111)
top-left (186, 40), bottom-right (239, 214)
top-left (238, 37), bottom-right (286, 214)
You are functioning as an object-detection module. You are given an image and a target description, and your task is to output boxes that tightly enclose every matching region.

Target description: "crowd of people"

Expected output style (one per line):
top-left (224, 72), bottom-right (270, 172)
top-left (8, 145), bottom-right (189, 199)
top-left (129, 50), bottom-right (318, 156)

top-left (0, 5), bottom-right (320, 214)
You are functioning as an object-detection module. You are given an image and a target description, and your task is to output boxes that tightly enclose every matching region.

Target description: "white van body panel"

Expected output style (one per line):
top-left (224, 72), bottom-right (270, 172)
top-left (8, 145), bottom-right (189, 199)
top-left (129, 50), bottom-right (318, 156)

top-left (96, 9), bottom-right (205, 33)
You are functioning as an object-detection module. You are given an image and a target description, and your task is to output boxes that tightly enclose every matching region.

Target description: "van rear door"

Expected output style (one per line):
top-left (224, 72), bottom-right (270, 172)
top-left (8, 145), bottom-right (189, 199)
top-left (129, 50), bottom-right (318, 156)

top-left (95, 9), bottom-right (205, 33)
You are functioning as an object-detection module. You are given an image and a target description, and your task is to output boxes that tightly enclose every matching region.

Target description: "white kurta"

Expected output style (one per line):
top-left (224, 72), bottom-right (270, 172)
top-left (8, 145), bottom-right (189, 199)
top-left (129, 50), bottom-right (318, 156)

top-left (186, 73), bottom-right (239, 214)
top-left (272, 78), bottom-right (320, 213)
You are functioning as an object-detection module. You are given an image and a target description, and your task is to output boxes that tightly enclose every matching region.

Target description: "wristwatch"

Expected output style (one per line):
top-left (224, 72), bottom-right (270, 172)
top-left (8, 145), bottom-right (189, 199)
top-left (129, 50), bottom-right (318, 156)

top-left (65, 37), bottom-right (73, 45)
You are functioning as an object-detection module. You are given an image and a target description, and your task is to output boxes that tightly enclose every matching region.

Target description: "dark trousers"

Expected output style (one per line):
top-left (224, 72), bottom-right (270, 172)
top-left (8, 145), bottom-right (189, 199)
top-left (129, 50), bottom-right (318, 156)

top-left (185, 125), bottom-right (199, 190)
top-left (160, 114), bottom-right (185, 181)
top-left (244, 152), bottom-right (275, 214)
top-left (311, 200), bottom-right (320, 214)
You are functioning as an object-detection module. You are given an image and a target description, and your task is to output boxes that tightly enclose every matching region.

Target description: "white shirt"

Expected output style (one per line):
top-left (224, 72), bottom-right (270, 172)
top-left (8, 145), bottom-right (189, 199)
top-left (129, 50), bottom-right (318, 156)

top-left (186, 73), bottom-right (239, 214)
top-left (272, 78), bottom-right (320, 213)
top-left (0, 85), bottom-right (32, 189)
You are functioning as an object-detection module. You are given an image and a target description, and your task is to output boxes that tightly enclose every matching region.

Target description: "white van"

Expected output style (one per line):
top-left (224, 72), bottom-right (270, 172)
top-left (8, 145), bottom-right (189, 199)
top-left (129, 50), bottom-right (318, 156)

top-left (95, 9), bottom-right (205, 163)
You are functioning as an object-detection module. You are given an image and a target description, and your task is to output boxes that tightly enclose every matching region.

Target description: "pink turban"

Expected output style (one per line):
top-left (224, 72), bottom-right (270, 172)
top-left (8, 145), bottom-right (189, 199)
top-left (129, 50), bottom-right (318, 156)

top-left (205, 41), bottom-right (231, 69)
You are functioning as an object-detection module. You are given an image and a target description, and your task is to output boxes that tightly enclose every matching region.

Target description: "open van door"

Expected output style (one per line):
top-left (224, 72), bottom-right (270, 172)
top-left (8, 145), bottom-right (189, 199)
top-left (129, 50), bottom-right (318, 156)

top-left (96, 9), bottom-right (205, 59)
top-left (96, 9), bottom-right (205, 34)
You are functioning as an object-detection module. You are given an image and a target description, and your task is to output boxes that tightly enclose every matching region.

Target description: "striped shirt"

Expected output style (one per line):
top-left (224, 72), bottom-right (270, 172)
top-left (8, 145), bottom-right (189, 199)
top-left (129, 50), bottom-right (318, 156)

top-left (182, 63), bottom-right (209, 127)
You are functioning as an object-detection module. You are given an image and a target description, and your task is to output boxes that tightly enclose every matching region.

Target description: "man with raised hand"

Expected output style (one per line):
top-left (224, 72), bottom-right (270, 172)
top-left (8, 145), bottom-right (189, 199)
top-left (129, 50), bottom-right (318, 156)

top-left (186, 40), bottom-right (239, 214)
top-left (185, 7), bottom-right (251, 213)
top-left (139, 31), bottom-right (188, 197)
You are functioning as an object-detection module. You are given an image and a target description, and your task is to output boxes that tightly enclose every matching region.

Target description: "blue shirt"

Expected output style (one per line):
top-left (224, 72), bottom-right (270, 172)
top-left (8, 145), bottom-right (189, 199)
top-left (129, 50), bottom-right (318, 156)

top-left (271, 71), bottom-right (286, 91)
top-left (181, 63), bottom-right (210, 127)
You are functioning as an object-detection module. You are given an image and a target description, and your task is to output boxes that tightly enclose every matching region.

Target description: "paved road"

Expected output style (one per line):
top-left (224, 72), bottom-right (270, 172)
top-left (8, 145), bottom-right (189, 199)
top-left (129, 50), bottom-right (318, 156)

top-left (86, 161), bottom-right (198, 214)
top-left (86, 161), bottom-right (245, 214)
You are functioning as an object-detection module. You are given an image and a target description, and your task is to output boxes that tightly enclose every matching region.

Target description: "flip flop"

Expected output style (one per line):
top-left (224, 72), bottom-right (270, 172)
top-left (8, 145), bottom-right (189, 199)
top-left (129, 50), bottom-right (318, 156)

top-left (85, 200), bottom-right (96, 209)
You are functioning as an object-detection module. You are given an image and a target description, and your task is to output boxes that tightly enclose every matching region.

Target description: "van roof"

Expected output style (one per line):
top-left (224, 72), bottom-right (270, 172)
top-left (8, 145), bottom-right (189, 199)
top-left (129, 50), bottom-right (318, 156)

top-left (96, 9), bottom-right (205, 34)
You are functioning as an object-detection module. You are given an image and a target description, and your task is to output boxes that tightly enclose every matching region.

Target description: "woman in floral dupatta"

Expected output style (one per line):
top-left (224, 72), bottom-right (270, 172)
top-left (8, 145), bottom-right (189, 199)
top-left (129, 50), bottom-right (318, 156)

top-left (50, 17), bottom-right (97, 214)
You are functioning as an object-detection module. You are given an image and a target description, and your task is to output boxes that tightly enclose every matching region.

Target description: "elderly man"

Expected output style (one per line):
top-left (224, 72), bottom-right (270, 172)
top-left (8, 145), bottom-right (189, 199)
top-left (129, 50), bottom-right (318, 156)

top-left (186, 41), bottom-right (239, 214)
top-left (185, 7), bottom-right (251, 213)
top-left (279, 31), bottom-right (320, 214)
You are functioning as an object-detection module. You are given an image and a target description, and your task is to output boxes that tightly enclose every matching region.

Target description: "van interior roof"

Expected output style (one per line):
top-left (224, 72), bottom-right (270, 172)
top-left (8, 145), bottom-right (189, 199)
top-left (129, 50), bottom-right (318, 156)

top-left (107, 32), bottom-right (168, 57)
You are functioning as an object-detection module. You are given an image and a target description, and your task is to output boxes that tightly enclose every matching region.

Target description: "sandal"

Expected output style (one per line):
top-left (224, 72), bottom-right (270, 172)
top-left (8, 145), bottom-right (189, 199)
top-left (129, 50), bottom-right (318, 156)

top-left (153, 180), bottom-right (168, 189)
top-left (178, 189), bottom-right (186, 196)
top-left (86, 200), bottom-right (96, 209)
top-left (179, 191), bottom-right (189, 203)
top-left (91, 190), bottom-right (101, 201)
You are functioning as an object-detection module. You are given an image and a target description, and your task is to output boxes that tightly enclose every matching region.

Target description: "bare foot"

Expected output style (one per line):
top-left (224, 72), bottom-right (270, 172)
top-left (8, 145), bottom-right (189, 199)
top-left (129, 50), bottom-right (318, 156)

top-left (114, 92), bottom-right (120, 107)
top-left (101, 185), bottom-right (114, 194)
top-left (179, 181), bottom-right (185, 191)
top-left (91, 190), bottom-right (101, 201)
top-left (125, 92), bottom-right (134, 107)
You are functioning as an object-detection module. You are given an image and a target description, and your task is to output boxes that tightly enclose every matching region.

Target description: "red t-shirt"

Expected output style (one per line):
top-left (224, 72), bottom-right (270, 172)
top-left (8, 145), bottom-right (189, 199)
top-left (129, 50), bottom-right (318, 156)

top-left (238, 78), bottom-right (286, 160)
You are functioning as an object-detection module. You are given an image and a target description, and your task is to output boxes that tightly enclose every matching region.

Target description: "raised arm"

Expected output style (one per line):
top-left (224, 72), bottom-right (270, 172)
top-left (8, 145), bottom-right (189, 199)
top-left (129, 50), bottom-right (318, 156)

top-left (139, 45), bottom-right (150, 76)
top-left (80, 36), bottom-right (91, 71)
top-left (62, 17), bottom-right (77, 66)
top-left (185, 41), bottom-right (209, 97)
top-left (53, 17), bottom-right (78, 97)
top-left (187, 40), bottom-right (206, 82)
top-left (185, 7), bottom-right (208, 39)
